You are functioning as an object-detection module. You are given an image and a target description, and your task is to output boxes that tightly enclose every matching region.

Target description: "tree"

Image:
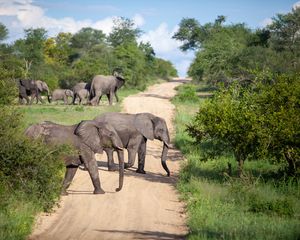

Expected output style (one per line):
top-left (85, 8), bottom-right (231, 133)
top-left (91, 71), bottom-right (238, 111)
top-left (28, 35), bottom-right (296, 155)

top-left (267, 7), bottom-right (300, 70)
top-left (71, 27), bottom-right (105, 51)
top-left (187, 73), bottom-right (300, 175)
top-left (0, 23), bottom-right (8, 42)
top-left (108, 17), bottom-right (141, 47)
top-left (172, 18), bottom-right (203, 51)
top-left (14, 28), bottom-right (47, 77)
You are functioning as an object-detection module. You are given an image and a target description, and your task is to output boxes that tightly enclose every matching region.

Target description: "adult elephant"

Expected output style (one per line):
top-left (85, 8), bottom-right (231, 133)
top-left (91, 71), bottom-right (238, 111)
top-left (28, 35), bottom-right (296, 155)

top-left (18, 79), bottom-right (50, 104)
top-left (94, 112), bottom-right (171, 176)
top-left (18, 79), bottom-right (42, 104)
top-left (25, 120), bottom-right (124, 195)
top-left (51, 89), bottom-right (74, 104)
top-left (89, 74), bottom-right (125, 106)
top-left (72, 82), bottom-right (91, 104)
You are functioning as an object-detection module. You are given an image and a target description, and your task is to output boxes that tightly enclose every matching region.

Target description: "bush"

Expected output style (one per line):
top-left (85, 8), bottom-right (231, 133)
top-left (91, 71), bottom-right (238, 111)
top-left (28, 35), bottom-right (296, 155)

top-left (187, 72), bottom-right (300, 175)
top-left (173, 84), bottom-right (199, 102)
top-left (0, 78), bottom-right (68, 239)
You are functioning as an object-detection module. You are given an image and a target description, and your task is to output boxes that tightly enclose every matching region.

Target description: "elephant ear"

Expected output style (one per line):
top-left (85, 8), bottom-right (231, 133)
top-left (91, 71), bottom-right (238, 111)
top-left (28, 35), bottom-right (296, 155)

top-left (134, 114), bottom-right (154, 140)
top-left (35, 81), bottom-right (43, 92)
top-left (74, 120), bottom-right (103, 153)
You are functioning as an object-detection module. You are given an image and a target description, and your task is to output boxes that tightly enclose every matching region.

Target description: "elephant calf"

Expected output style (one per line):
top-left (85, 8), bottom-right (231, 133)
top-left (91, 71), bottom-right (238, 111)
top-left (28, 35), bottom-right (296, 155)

top-left (25, 120), bottom-right (124, 195)
top-left (51, 89), bottom-right (74, 104)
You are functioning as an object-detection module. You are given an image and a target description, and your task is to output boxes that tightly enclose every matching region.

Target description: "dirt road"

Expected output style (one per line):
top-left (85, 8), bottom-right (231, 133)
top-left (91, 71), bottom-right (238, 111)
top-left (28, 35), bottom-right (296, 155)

top-left (29, 80), bottom-right (188, 240)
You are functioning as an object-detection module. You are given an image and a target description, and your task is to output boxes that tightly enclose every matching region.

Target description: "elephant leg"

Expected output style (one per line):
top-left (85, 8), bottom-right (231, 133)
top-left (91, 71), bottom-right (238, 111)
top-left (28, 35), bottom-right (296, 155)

top-left (91, 91), bottom-right (102, 106)
top-left (72, 94), bottom-right (77, 104)
top-left (108, 91), bottom-right (114, 105)
top-left (61, 166), bottom-right (78, 195)
top-left (115, 91), bottom-right (119, 102)
top-left (124, 148), bottom-right (138, 169)
top-left (106, 94), bottom-right (110, 104)
top-left (97, 95), bottom-right (102, 104)
top-left (29, 93), bottom-right (36, 105)
top-left (63, 95), bottom-right (67, 105)
top-left (80, 147), bottom-right (105, 194)
top-left (116, 150), bottom-right (124, 192)
top-left (37, 93), bottom-right (44, 104)
top-left (136, 138), bottom-right (147, 174)
top-left (105, 149), bottom-right (118, 171)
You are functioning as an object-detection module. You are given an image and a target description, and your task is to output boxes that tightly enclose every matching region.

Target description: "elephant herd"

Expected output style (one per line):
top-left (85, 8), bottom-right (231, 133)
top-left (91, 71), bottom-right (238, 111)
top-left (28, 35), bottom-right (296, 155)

top-left (25, 112), bottom-right (171, 195)
top-left (18, 73), bottom-right (125, 106)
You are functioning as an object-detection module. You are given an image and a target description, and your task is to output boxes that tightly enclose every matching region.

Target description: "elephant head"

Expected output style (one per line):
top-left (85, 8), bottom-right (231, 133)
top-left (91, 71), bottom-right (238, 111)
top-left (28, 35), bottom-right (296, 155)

top-left (75, 120), bottom-right (124, 191)
top-left (74, 120), bottom-right (123, 153)
top-left (65, 89), bottom-right (74, 98)
top-left (36, 80), bottom-right (51, 103)
top-left (113, 71), bottom-right (125, 89)
top-left (134, 113), bottom-right (171, 176)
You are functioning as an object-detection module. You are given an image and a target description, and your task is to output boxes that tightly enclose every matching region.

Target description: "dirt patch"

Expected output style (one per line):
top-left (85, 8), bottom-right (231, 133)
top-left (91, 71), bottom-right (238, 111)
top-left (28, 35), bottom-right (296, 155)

top-left (29, 80), bottom-right (188, 240)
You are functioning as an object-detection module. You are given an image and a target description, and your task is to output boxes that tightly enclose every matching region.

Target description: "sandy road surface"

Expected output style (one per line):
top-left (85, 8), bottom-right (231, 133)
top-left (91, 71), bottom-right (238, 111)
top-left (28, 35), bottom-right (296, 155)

top-left (29, 80), bottom-right (188, 240)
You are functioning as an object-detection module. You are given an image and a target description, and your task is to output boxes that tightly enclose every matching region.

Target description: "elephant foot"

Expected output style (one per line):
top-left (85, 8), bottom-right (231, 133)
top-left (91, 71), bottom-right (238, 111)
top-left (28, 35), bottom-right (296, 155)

top-left (136, 169), bottom-right (146, 174)
top-left (108, 164), bottom-right (119, 171)
top-left (93, 188), bottom-right (105, 194)
top-left (124, 163), bottom-right (134, 169)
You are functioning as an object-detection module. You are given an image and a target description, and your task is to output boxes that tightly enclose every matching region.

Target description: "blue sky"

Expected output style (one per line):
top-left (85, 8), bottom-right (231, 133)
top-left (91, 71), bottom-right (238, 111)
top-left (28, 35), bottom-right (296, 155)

top-left (0, 0), bottom-right (299, 76)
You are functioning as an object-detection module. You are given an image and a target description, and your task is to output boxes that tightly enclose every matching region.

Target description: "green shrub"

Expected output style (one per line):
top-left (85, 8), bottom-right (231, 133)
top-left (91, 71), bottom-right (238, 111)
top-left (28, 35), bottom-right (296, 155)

top-left (248, 194), bottom-right (294, 217)
top-left (173, 84), bottom-right (199, 102)
top-left (187, 73), bottom-right (300, 175)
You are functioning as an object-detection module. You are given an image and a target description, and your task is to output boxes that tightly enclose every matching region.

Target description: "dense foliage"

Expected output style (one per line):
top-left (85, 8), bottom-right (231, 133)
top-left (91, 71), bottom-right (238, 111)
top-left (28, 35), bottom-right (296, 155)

top-left (173, 8), bottom-right (300, 85)
top-left (172, 7), bottom-right (300, 176)
top-left (173, 83), bottom-right (300, 240)
top-left (0, 17), bottom-right (177, 92)
top-left (187, 73), bottom-right (300, 175)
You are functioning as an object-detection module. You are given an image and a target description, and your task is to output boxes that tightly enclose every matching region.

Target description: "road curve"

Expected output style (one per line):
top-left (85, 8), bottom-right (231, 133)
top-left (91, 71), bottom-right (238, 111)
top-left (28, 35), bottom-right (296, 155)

top-left (29, 80), bottom-right (188, 240)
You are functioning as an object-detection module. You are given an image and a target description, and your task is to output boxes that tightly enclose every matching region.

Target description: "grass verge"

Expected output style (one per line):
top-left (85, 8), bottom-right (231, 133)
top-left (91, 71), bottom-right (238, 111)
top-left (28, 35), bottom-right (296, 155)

top-left (172, 83), bottom-right (300, 240)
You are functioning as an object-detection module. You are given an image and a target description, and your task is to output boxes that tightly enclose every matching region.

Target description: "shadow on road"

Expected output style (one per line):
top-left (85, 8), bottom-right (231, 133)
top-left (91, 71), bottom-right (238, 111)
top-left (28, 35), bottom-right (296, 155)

top-left (94, 229), bottom-right (185, 240)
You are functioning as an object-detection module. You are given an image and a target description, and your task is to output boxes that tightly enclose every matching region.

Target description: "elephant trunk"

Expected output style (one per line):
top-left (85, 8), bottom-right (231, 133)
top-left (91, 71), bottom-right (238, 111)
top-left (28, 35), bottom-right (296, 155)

top-left (161, 142), bottom-right (170, 176)
top-left (116, 152), bottom-right (124, 192)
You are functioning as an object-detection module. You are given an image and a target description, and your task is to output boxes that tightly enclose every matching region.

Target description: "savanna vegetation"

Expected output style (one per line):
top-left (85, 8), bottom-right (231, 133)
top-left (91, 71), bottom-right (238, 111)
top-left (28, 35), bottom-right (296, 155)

top-left (172, 6), bottom-right (300, 239)
top-left (0, 17), bottom-right (177, 240)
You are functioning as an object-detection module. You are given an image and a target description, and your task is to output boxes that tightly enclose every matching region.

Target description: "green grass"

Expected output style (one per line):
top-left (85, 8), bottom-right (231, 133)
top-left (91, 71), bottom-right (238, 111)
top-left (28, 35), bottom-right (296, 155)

top-left (172, 83), bottom-right (300, 240)
top-left (19, 87), bottom-right (139, 127)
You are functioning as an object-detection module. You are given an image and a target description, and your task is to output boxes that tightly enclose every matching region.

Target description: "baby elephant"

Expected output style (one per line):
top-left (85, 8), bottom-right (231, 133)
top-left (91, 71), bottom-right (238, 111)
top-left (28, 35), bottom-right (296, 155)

top-left (25, 120), bottom-right (124, 195)
top-left (51, 89), bottom-right (74, 104)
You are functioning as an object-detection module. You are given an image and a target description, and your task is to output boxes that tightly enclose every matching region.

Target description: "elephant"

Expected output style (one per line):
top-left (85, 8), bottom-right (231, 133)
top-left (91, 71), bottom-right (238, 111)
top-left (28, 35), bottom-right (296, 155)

top-left (25, 120), bottom-right (124, 195)
top-left (35, 80), bottom-right (51, 103)
top-left (18, 79), bottom-right (50, 104)
top-left (89, 73), bottom-right (125, 106)
top-left (77, 89), bottom-right (90, 105)
top-left (72, 82), bottom-right (91, 105)
top-left (94, 112), bottom-right (171, 176)
top-left (51, 89), bottom-right (74, 104)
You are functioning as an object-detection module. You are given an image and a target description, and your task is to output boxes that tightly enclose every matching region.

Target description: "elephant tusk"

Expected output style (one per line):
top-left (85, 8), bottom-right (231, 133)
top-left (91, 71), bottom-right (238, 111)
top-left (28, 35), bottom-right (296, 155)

top-left (115, 146), bottom-right (123, 151)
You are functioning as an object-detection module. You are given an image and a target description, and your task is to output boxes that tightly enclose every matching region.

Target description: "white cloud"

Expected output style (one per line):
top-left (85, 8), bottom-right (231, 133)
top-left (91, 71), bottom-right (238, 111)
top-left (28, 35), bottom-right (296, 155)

top-left (133, 13), bottom-right (145, 27)
top-left (293, 1), bottom-right (300, 9)
top-left (260, 18), bottom-right (273, 27)
top-left (0, 0), bottom-right (191, 76)
top-left (0, 0), bottom-right (142, 39)
top-left (139, 23), bottom-right (193, 77)
top-left (139, 23), bottom-right (180, 53)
